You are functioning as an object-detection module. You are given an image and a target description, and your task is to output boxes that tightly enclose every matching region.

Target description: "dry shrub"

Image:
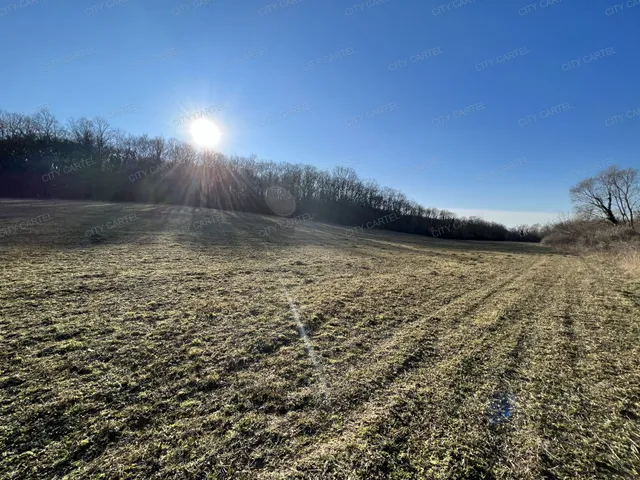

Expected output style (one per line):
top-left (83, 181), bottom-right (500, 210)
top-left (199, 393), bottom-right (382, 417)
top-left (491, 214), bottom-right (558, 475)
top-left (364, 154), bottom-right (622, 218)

top-left (613, 244), bottom-right (640, 276)
top-left (542, 219), bottom-right (639, 251)
top-left (542, 218), bottom-right (640, 275)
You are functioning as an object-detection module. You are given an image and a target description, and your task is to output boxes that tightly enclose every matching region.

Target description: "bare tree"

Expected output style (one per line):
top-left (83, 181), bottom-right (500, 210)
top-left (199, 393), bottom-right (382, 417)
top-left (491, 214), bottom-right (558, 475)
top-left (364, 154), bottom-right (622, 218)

top-left (32, 107), bottom-right (64, 142)
top-left (570, 166), bottom-right (639, 229)
top-left (0, 105), bottom-right (542, 242)
top-left (67, 117), bottom-right (96, 148)
top-left (605, 167), bottom-right (638, 229)
top-left (92, 117), bottom-right (113, 159)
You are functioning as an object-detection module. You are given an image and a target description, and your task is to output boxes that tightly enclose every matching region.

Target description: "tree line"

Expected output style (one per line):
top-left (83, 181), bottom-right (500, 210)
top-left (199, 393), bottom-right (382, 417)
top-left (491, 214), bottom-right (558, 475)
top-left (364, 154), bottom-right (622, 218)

top-left (0, 107), bottom-right (543, 242)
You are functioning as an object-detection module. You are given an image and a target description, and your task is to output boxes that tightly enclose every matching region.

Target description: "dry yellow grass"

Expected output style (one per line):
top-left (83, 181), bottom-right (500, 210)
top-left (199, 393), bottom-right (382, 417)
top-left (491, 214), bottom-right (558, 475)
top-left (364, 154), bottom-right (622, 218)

top-left (0, 199), bottom-right (638, 479)
top-left (616, 247), bottom-right (640, 277)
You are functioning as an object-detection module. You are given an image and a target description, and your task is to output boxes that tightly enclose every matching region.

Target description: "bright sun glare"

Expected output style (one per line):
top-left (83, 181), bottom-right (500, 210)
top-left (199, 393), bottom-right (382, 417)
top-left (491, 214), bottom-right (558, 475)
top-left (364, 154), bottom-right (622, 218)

top-left (190, 117), bottom-right (221, 148)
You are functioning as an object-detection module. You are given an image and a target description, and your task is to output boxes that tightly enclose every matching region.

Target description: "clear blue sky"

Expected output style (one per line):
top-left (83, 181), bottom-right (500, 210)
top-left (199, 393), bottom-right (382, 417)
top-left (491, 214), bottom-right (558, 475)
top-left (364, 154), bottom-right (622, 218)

top-left (2, 0), bottom-right (639, 226)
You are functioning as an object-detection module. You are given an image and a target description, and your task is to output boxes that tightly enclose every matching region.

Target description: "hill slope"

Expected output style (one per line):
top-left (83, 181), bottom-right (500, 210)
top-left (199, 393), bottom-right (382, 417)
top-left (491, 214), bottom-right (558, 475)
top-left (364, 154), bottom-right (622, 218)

top-left (1, 200), bottom-right (638, 479)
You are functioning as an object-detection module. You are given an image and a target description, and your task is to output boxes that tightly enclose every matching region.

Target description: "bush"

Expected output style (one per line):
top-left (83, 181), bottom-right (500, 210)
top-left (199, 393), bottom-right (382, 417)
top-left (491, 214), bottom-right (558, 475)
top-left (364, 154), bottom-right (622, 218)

top-left (542, 218), bottom-right (640, 275)
top-left (542, 219), bottom-right (640, 252)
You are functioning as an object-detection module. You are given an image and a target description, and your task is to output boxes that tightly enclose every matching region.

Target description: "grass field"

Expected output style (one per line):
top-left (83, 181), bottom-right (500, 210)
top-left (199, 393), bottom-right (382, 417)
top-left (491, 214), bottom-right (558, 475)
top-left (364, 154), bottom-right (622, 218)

top-left (1, 199), bottom-right (639, 479)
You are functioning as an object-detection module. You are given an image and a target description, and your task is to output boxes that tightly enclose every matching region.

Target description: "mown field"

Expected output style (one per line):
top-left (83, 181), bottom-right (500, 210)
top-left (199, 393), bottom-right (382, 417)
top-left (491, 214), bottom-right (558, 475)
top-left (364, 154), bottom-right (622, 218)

top-left (1, 199), bottom-right (639, 479)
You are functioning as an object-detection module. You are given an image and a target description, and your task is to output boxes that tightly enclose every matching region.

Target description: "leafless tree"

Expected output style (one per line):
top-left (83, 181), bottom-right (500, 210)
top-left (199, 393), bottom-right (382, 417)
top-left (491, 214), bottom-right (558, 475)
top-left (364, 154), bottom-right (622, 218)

top-left (605, 167), bottom-right (638, 229)
top-left (67, 117), bottom-right (96, 148)
top-left (32, 107), bottom-right (64, 142)
top-left (0, 107), bottom-right (542, 242)
top-left (570, 166), bottom-right (639, 229)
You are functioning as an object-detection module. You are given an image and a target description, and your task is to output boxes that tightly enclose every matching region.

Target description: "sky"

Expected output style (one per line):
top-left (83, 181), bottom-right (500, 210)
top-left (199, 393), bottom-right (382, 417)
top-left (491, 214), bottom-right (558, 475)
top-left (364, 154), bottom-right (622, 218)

top-left (1, 0), bottom-right (639, 227)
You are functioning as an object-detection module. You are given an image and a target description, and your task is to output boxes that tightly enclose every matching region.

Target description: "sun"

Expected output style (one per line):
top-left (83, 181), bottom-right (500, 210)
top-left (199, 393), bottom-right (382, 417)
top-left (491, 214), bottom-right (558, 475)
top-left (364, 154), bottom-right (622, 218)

top-left (190, 117), bottom-right (222, 148)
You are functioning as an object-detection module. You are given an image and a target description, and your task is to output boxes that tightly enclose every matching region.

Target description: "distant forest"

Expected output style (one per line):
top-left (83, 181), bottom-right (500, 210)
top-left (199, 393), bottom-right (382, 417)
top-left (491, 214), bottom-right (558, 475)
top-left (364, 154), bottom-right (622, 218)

top-left (0, 108), bottom-right (542, 242)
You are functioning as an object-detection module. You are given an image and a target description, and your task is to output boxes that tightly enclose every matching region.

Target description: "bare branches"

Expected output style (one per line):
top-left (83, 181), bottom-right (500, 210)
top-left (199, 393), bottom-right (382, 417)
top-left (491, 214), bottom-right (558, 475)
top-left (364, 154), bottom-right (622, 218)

top-left (0, 107), bottom-right (543, 241)
top-left (570, 165), bottom-right (639, 230)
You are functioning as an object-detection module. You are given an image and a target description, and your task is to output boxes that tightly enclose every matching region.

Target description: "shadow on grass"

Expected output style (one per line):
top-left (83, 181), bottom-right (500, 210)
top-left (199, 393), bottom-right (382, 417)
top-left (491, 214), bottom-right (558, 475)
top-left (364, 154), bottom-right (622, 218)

top-left (0, 199), bottom-right (552, 257)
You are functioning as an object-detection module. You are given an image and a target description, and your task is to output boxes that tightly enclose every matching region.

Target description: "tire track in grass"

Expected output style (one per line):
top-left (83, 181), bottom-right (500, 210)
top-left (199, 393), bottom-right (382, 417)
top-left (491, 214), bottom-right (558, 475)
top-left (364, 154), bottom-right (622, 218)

top-left (555, 257), bottom-right (640, 477)
top-left (261, 256), bottom-right (554, 478)
top-left (475, 256), bottom-right (574, 479)
top-left (322, 256), bottom-right (543, 411)
top-left (308, 266), bottom-right (557, 478)
top-left (399, 256), bottom-right (566, 480)
top-left (208, 249), bottom-right (527, 468)
top-left (526, 258), bottom-right (606, 478)
top-left (316, 253), bottom-right (507, 363)
top-left (270, 254), bottom-right (540, 422)
top-left (498, 255), bottom-right (639, 479)
top-left (244, 250), bottom-right (537, 412)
